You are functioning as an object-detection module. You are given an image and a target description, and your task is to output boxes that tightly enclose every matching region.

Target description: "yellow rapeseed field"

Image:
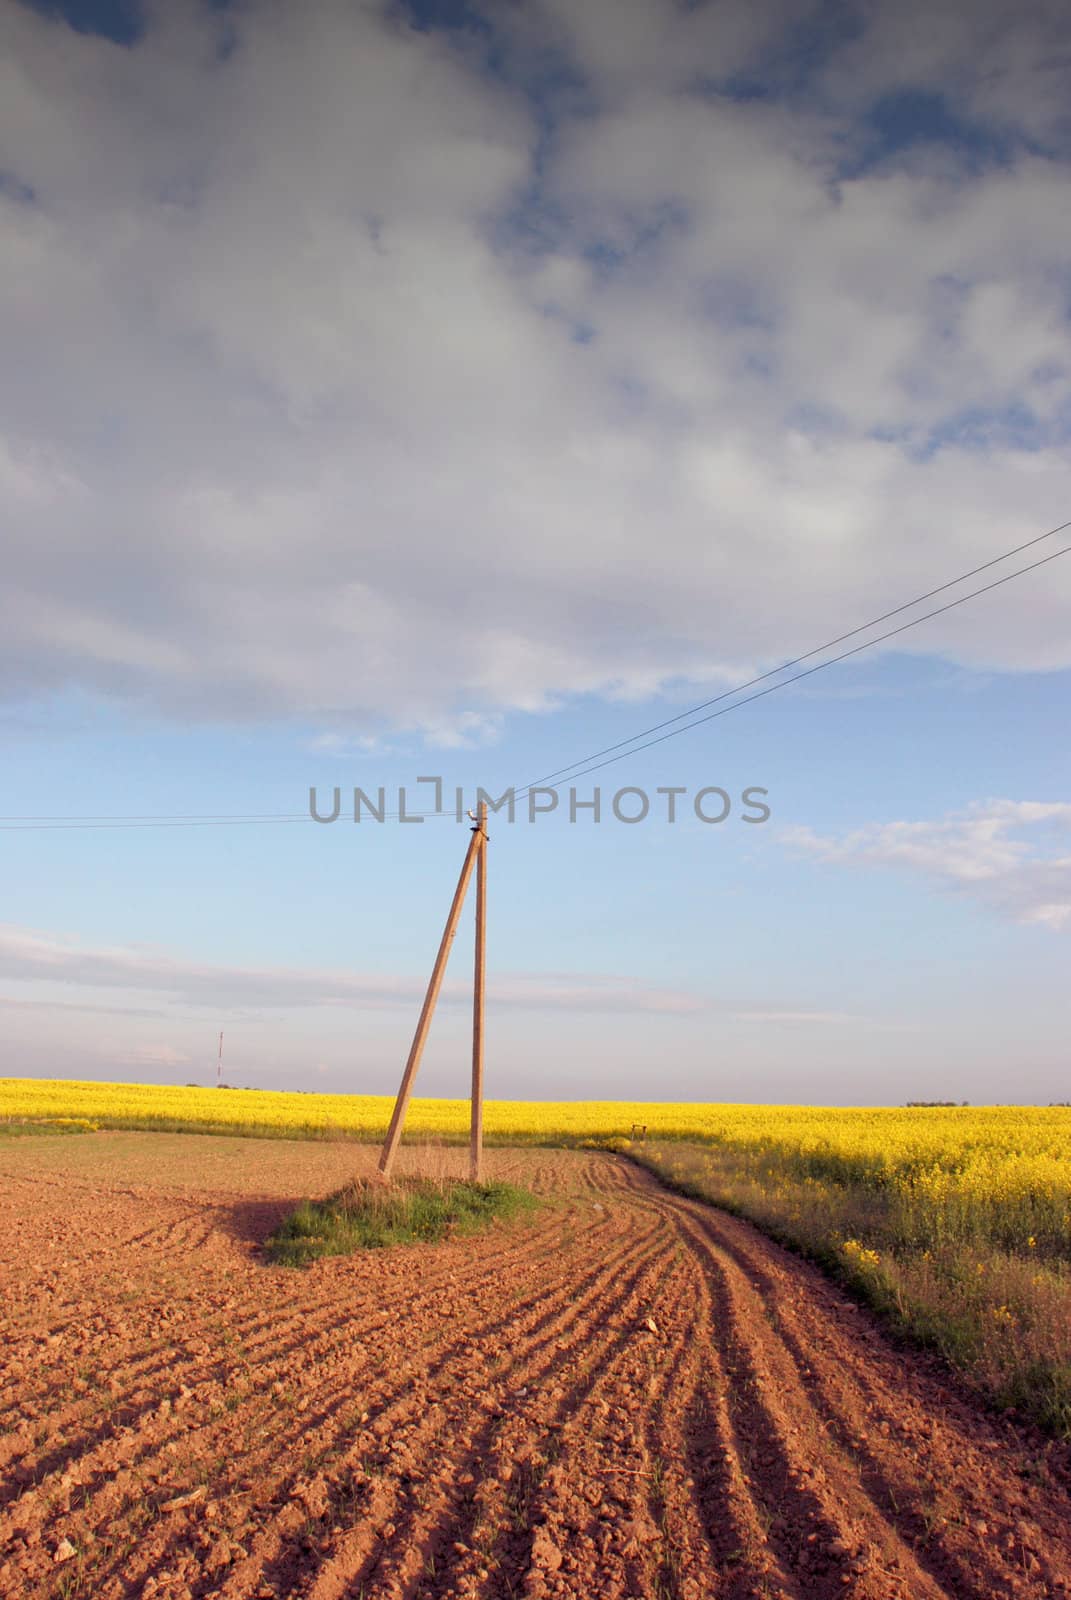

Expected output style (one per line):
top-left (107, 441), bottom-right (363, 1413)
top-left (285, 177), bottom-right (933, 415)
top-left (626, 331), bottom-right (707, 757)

top-left (2, 1074), bottom-right (1068, 1154)
top-left (3, 1077), bottom-right (1069, 1248)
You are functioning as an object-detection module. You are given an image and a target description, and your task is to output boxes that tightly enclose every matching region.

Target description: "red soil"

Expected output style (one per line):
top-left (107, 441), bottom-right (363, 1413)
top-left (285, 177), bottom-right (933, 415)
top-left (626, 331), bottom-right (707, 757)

top-left (1, 1132), bottom-right (1069, 1600)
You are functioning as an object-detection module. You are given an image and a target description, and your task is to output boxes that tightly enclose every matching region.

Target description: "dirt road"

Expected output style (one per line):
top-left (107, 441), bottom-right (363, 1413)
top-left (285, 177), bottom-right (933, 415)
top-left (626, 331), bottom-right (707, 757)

top-left (1, 1133), bottom-right (1069, 1600)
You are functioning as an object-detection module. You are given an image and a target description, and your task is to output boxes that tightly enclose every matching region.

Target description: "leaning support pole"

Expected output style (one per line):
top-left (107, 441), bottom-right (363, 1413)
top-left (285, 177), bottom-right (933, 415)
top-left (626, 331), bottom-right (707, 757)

top-left (470, 803), bottom-right (488, 1182)
top-left (378, 824), bottom-right (483, 1179)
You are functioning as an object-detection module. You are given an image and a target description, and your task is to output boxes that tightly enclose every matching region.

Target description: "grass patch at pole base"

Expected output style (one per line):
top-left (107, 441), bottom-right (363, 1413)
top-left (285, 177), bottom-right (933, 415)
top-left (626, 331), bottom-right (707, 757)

top-left (265, 1176), bottom-right (537, 1266)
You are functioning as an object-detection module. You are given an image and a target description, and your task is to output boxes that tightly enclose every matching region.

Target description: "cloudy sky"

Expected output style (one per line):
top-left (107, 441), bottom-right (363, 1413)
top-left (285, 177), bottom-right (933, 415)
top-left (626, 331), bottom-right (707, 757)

top-left (2, 0), bottom-right (1070, 1103)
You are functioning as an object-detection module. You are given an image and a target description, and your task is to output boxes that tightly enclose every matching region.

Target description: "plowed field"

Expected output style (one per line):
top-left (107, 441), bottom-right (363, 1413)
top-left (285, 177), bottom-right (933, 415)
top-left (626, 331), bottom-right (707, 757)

top-left (1, 1133), bottom-right (1069, 1600)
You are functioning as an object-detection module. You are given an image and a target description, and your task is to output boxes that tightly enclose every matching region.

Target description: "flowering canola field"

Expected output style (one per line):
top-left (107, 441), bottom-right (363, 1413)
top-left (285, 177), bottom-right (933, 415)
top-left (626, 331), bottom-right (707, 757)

top-left (2, 1078), bottom-right (1069, 1237)
top-left (2, 1075), bottom-right (1068, 1146)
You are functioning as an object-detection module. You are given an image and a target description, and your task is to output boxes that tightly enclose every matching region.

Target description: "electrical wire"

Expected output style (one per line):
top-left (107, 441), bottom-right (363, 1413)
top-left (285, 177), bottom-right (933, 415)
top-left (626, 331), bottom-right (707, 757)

top-left (516, 515), bottom-right (1071, 796)
top-left (514, 541), bottom-right (1071, 798)
top-left (3, 516), bottom-right (1068, 830)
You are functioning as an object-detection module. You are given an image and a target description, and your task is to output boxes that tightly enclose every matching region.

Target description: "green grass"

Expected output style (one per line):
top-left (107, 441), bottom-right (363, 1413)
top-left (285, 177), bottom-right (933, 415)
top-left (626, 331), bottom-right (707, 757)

top-left (0, 1117), bottom-right (97, 1138)
top-left (265, 1177), bottom-right (537, 1266)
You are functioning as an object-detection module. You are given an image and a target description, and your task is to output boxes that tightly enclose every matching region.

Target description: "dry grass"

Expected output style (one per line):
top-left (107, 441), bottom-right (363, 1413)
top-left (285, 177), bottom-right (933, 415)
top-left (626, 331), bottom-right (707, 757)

top-left (631, 1140), bottom-right (1071, 1436)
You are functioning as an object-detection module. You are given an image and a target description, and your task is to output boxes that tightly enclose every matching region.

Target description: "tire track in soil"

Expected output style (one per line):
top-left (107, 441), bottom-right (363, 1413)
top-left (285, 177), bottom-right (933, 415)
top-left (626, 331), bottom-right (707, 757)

top-left (0, 1209), bottom-right (630, 1592)
top-left (458, 1199), bottom-right (715, 1600)
top-left (0, 1198), bottom-right (610, 1499)
top-left (454, 1251), bottom-right (717, 1600)
top-left (670, 1190), bottom-right (1068, 1599)
top-left (664, 1202), bottom-right (941, 1600)
top-left (2, 1196), bottom-right (568, 1455)
top-left (649, 1202), bottom-right (811, 1600)
top-left (78, 1208), bottom-right (664, 1599)
top-left (634, 1259), bottom-right (770, 1600)
top-left (422, 1183), bottom-right (707, 1598)
top-left (639, 1168), bottom-right (1071, 1600)
top-left (3, 1144), bottom-right (1071, 1600)
top-left (349, 1242), bottom-right (686, 1600)
top-left (190, 1214), bottom-right (671, 1600)
top-left (0, 1158), bottom-right (601, 1593)
top-left (0, 1208), bottom-right (541, 1417)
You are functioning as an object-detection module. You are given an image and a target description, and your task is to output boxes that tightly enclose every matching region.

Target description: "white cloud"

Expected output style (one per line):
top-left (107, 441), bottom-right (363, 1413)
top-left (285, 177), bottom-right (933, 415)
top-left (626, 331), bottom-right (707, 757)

top-left (727, 1009), bottom-right (856, 1025)
top-left (118, 1042), bottom-right (192, 1069)
top-left (822, 0), bottom-right (1071, 150)
top-left (1, 0), bottom-right (1069, 737)
top-left (0, 922), bottom-right (707, 1015)
top-left (786, 799), bottom-right (1071, 928)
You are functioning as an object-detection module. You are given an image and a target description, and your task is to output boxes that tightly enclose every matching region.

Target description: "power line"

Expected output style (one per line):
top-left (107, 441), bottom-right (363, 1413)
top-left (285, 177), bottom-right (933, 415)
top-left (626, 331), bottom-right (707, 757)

top-left (0, 816), bottom-right (309, 831)
top-left (514, 541), bottom-right (1071, 797)
top-left (3, 516), bottom-right (1069, 831)
top-left (0, 811), bottom-right (451, 831)
top-left (0, 812), bottom-right (304, 822)
top-left (516, 514), bottom-right (1071, 797)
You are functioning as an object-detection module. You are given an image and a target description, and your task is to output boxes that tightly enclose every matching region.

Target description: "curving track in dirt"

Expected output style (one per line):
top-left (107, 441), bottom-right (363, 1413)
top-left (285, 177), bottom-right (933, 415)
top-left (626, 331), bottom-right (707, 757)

top-left (1, 1133), bottom-right (1069, 1600)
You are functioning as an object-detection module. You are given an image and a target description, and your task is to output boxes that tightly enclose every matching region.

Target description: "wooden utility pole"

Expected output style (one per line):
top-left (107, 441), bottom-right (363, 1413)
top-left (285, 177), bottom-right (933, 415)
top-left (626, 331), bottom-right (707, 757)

top-left (470, 802), bottom-right (488, 1182)
top-left (377, 810), bottom-right (487, 1180)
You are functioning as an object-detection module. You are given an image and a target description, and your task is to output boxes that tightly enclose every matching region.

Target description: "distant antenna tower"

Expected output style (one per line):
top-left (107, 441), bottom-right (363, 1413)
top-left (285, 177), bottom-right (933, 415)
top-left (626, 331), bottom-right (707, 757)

top-left (217, 1030), bottom-right (224, 1087)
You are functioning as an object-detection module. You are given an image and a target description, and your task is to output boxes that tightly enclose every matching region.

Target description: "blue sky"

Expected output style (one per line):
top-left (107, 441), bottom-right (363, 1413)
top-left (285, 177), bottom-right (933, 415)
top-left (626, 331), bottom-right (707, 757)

top-left (2, 0), bottom-right (1070, 1103)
